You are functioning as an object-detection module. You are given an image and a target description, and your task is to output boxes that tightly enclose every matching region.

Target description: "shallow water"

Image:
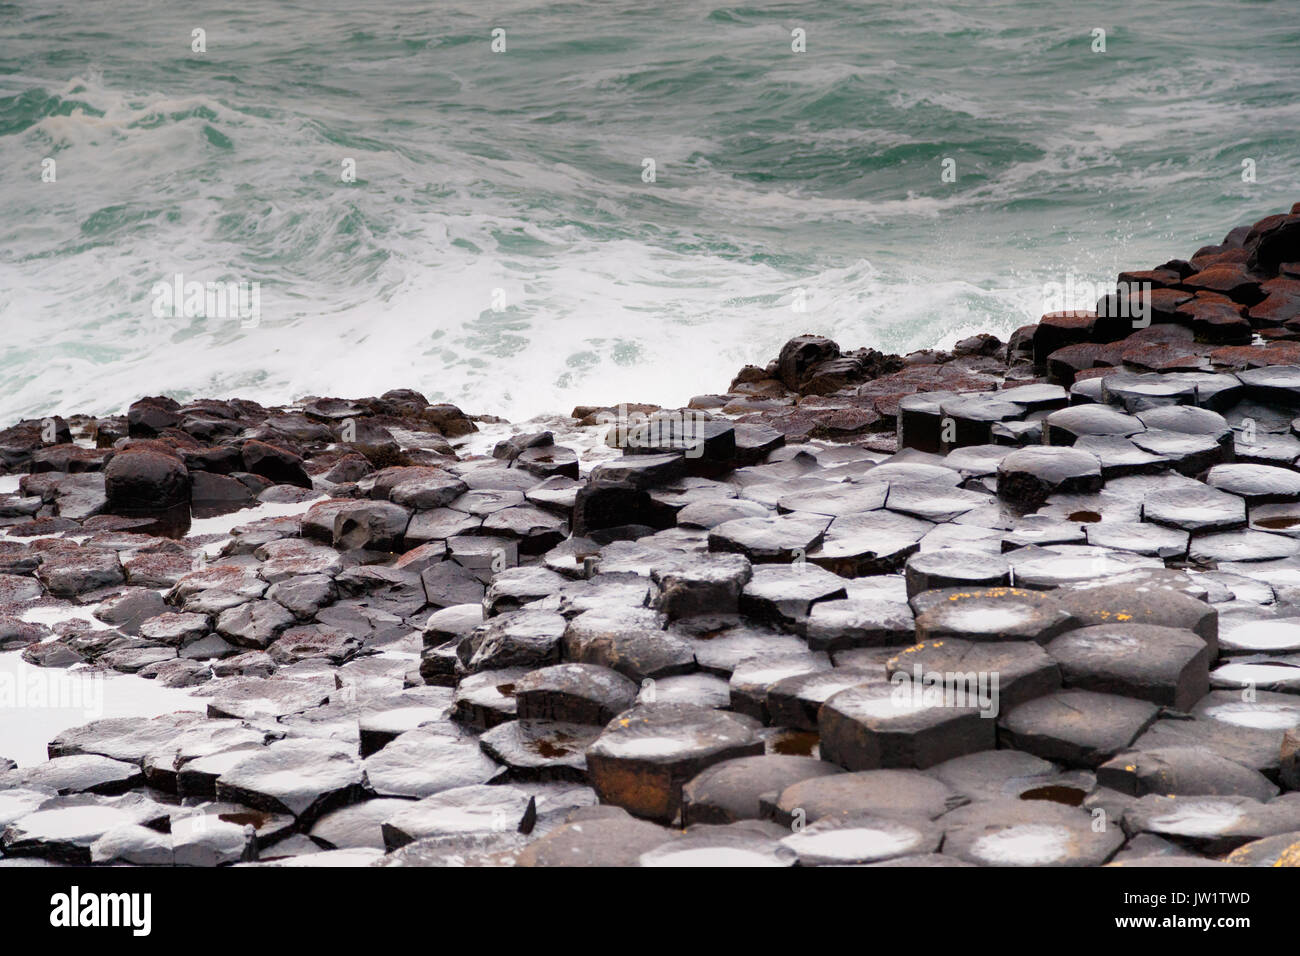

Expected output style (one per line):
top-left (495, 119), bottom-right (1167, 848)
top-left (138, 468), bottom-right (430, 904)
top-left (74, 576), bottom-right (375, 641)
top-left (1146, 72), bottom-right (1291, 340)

top-left (0, 651), bottom-right (201, 766)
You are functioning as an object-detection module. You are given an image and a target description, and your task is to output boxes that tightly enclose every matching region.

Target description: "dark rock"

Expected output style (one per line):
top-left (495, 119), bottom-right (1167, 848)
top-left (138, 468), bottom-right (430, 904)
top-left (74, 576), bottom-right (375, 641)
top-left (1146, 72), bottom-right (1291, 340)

top-left (819, 682), bottom-right (995, 771)
top-left (998, 689), bottom-right (1160, 768)
top-left (586, 703), bottom-right (763, 822)
top-left (362, 728), bottom-right (499, 798)
top-left (997, 447), bottom-right (1102, 508)
top-left (1046, 623), bottom-right (1209, 709)
top-left (1098, 747), bottom-right (1278, 801)
top-left (514, 663), bottom-right (640, 725)
top-left (940, 799), bottom-right (1123, 866)
top-left (104, 448), bottom-right (189, 514)
top-left (332, 501), bottom-right (411, 552)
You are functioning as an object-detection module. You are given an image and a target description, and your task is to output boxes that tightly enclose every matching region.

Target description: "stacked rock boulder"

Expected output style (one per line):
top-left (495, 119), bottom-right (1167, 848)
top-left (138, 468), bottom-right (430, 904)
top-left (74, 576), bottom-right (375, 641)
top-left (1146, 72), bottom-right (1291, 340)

top-left (4, 208), bottom-right (1300, 865)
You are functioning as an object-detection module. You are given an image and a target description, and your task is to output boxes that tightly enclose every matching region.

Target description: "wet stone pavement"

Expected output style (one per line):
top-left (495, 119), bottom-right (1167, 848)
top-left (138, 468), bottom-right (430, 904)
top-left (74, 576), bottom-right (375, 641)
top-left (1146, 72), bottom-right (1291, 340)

top-left (5, 208), bottom-right (1300, 866)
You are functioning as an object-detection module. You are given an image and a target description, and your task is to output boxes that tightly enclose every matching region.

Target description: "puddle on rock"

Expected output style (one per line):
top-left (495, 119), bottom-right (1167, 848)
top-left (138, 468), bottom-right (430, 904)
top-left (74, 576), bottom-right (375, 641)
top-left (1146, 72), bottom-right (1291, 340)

top-left (768, 729), bottom-right (819, 757)
top-left (1255, 516), bottom-right (1300, 530)
top-left (1020, 784), bottom-right (1087, 806)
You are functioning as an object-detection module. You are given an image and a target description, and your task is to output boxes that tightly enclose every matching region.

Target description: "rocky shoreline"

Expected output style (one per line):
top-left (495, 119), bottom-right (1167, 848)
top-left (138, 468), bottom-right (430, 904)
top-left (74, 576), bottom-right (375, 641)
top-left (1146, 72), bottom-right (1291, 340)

top-left (4, 207), bottom-right (1300, 866)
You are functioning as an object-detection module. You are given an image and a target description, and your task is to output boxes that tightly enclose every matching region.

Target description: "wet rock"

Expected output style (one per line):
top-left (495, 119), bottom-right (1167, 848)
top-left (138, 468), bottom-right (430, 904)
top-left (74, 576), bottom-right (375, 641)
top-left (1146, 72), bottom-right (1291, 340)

top-left (362, 728), bottom-right (500, 798)
top-left (1133, 693), bottom-right (1300, 777)
top-left (998, 689), bottom-right (1160, 768)
top-left (381, 784), bottom-right (534, 849)
top-left (1, 792), bottom-right (172, 864)
top-left (681, 755), bottom-right (843, 825)
top-left (48, 712), bottom-right (206, 763)
top-left (885, 481), bottom-right (990, 522)
top-left (515, 816), bottom-right (672, 867)
top-left (772, 767), bottom-right (962, 826)
top-left (912, 587), bottom-right (1075, 644)
top-left (216, 599), bottom-right (297, 649)
top-left (104, 448), bottom-right (189, 514)
top-left (1046, 624), bottom-right (1209, 709)
top-left (309, 799), bottom-right (413, 850)
top-left (267, 619), bottom-right (363, 664)
top-left (0, 574), bottom-right (43, 605)
top-left (570, 484), bottom-right (655, 536)
top-left (1235, 364), bottom-right (1300, 406)
top-left (1225, 831), bottom-right (1300, 866)
top-left (122, 550), bottom-right (193, 588)
top-left (564, 607), bottom-right (693, 681)
top-left (215, 738), bottom-right (364, 824)
top-left (36, 549), bottom-right (123, 598)
top-left (1006, 545), bottom-right (1163, 589)
top-left (1191, 529), bottom-right (1299, 564)
top-left (92, 588), bottom-right (168, 635)
top-left (737, 563), bottom-right (847, 627)
top-left (0, 755), bottom-right (143, 796)
top-left (808, 510), bottom-right (933, 576)
top-left (459, 609), bottom-right (566, 673)
top-left (728, 654), bottom-right (827, 721)
top-left (675, 497), bottom-right (768, 529)
top-left (1054, 579), bottom-right (1218, 650)
top-left (1044, 405), bottom-right (1143, 445)
top-left (803, 598), bottom-right (915, 651)
top-left (138, 611), bottom-right (210, 647)
top-left (904, 549), bottom-right (1010, 597)
top-left (1123, 793), bottom-right (1300, 855)
top-left (354, 687), bottom-right (454, 754)
top-left (172, 564), bottom-right (268, 615)
top-left (585, 703), bottom-right (763, 822)
top-left (266, 574), bottom-right (336, 620)
top-left (142, 658), bottom-right (212, 687)
top-left (452, 668), bottom-right (529, 730)
top-left (478, 719), bottom-right (599, 782)
top-left (1032, 312), bottom-right (1097, 366)
top-left (255, 539), bottom-right (342, 583)
top-left (635, 825), bottom-right (793, 866)
top-left (1143, 482), bottom-right (1246, 532)
top-left (514, 663), bottom-right (639, 725)
top-left (481, 566), bottom-right (566, 616)
top-left (421, 559), bottom-right (487, 608)
top-left (1206, 463), bottom-right (1300, 504)
top-left (761, 668), bottom-right (878, 731)
top-left (708, 514), bottom-right (830, 563)
top-left (1097, 747), bottom-right (1278, 801)
top-left (446, 534), bottom-right (518, 575)
top-left (996, 447), bottom-right (1103, 508)
top-left (201, 675), bottom-right (331, 721)
top-left (100, 645), bottom-right (177, 673)
top-left (941, 798), bottom-right (1123, 866)
top-left (1084, 521), bottom-right (1189, 558)
top-left (589, 453), bottom-right (686, 490)
top-left (191, 471), bottom-right (257, 511)
top-left (649, 552), bottom-right (752, 619)
top-left (422, 603), bottom-right (484, 648)
top-left (332, 501), bottom-right (411, 552)
top-left (819, 683), bottom-right (995, 771)
top-left (887, 638), bottom-right (1058, 713)
top-left (779, 812), bottom-right (941, 866)
top-left (926, 748), bottom-right (1064, 804)
top-left (1219, 616), bottom-right (1300, 655)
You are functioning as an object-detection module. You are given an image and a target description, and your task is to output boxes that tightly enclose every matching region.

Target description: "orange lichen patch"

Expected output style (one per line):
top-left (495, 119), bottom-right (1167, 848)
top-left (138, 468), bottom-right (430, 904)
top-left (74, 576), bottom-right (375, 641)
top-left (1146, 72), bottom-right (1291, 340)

top-left (1271, 842), bottom-right (1300, 867)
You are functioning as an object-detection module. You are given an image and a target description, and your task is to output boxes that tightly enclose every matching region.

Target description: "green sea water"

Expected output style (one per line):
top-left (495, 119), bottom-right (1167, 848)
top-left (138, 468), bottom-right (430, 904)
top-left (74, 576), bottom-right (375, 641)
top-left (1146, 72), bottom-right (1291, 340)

top-left (0, 0), bottom-right (1297, 421)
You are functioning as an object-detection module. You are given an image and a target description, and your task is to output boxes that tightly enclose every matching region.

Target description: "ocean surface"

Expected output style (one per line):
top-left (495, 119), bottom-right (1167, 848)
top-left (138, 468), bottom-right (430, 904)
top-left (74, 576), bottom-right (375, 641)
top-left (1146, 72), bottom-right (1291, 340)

top-left (1, 0), bottom-right (1297, 425)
